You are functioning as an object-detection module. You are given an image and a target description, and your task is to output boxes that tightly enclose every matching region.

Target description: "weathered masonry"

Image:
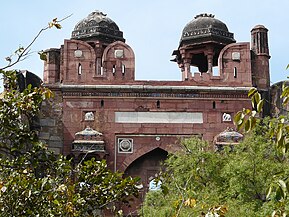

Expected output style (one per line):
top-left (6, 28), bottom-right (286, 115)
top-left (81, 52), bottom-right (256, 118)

top-left (40, 11), bottom-right (270, 209)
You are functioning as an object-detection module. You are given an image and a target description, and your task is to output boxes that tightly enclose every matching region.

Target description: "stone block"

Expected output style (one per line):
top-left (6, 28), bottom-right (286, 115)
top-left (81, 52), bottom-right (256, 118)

top-left (39, 132), bottom-right (50, 140)
top-left (40, 118), bottom-right (56, 127)
top-left (50, 136), bottom-right (62, 141)
top-left (48, 141), bottom-right (63, 148)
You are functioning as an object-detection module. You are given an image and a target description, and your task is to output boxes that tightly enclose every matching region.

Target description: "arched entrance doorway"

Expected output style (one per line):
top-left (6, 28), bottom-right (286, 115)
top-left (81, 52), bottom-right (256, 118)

top-left (124, 148), bottom-right (168, 201)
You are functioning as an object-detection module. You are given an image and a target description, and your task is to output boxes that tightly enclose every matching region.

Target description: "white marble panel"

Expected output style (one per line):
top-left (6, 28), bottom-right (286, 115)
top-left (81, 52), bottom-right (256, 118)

top-left (115, 112), bottom-right (203, 124)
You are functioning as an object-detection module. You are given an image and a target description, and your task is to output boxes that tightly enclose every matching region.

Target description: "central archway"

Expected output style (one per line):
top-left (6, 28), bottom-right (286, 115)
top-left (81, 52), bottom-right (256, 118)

top-left (124, 148), bottom-right (168, 200)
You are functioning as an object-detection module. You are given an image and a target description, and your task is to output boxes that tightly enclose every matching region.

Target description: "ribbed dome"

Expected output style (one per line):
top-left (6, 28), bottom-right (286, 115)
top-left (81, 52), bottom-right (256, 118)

top-left (214, 127), bottom-right (243, 145)
top-left (71, 10), bottom-right (125, 43)
top-left (180, 13), bottom-right (235, 46)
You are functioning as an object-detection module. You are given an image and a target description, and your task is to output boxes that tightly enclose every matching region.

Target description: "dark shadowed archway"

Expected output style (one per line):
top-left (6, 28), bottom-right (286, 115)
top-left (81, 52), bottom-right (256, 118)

top-left (124, 148), bottom-right (168, 202)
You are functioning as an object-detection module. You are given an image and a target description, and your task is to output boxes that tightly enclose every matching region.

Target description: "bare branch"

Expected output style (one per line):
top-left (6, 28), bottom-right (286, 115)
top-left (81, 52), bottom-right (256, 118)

top-left (0, 14), bottom-right (72, 71)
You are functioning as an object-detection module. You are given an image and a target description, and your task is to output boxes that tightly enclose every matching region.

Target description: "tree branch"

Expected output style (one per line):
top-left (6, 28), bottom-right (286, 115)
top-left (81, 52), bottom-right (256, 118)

top-left (0, 14), bottom-right (72, 71)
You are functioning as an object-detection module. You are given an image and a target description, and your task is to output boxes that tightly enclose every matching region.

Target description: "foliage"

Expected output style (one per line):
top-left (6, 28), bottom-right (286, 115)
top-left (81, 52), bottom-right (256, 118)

top-left (0, 69), bottom-right (139, 216)
top-left (141, 131), bottom-right (289, 217)
top-left (0, 70), bottom-right (52, 159)
top-left (0, 17), bottom-right (139, 216)
top-left (234, 82), bottom-right (289, 216)
top-left (76, 159), bottom-right (139, 215)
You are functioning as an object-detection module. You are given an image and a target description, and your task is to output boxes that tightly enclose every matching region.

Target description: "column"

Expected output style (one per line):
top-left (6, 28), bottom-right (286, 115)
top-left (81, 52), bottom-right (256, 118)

top-left (207, 53), bottom-right (213, 75)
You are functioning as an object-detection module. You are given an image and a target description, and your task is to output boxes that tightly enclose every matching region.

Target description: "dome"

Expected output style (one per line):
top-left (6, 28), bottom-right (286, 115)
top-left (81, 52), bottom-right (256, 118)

top-left (252, 24), bottom-right (267, 30)
top-left (180, 13), bottom-right (235, 46)
top-left (71, 10), bottom-right (125, 43)
top-left (213, 127), bottom-right (243, 145)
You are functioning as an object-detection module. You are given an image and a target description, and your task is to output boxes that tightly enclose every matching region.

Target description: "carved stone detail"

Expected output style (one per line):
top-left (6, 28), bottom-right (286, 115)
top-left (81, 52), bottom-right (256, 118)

top-left (118, 138), bottom-right (133, 153)
top-left (222, 113), bottom-right (232, 122)
top-left (84, 112), bottom-right (94, 121)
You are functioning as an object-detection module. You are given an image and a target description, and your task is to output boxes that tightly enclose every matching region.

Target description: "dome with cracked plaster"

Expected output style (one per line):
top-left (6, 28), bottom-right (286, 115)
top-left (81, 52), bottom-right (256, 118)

top-left (180, 13), bottom-right (235, 46)
top-left (71, 10), bottom-right (125, 43)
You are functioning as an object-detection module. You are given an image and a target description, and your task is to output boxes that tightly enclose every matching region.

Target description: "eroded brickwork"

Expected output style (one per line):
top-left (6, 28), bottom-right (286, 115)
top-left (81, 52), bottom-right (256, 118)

top-left (39, 89), bottom-right (63, 154)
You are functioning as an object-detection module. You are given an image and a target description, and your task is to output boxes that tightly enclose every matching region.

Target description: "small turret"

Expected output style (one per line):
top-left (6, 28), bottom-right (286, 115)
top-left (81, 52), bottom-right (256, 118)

top-left (172, 13), bottom-right (235, 80)
top-left (251, 25), bottom-right (269, 56)
top-left (251, 25), bottom-right (270, 116)
top-left (251, 25), bottom-right (270, 91)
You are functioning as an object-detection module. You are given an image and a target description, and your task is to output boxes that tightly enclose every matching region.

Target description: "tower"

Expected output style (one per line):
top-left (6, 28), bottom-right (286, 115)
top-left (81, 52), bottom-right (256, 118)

top-left (251, 25), bottom-right (270, 115)
top-left (251, 25), bottom-right (270, 90)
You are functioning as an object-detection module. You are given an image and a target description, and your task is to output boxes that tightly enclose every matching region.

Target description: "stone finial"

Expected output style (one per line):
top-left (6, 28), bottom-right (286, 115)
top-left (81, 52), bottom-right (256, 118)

top-left (89, 10), bottom-right (107, 17)
top-left (194, 13), bottom-right (215, 19)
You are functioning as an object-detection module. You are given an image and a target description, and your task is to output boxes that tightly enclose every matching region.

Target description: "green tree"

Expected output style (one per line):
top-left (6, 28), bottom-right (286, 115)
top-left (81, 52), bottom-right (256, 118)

top-left (141, 126), bottom-right (289, 217)
top-left (234, 83), bottom-right (289, 216)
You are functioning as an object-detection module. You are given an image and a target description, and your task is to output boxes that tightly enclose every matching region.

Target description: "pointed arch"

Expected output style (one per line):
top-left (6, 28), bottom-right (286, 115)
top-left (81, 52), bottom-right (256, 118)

top-left (120, 144), bottom-right (180, 171)
top-left (102, 41), bottom-right (135, 63)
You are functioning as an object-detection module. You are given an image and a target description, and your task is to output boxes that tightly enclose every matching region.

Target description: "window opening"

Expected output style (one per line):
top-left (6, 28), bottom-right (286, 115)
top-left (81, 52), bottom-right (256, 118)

top-left (122, 64), bottom-right (125, 75)
top-left (234, 67), bottom-right (237, 78)
top-left (112, 65), bottom-right (116, 75)
top-left (100, 66), bottom-right (103, 75)
top-left (212, 66), bottom-right (219, 76)
top-left (157, 100), bottom-right (160, 109)
top-left (100, 100), bottom-right (104, 108)
top-left (78, 63), bottom-right (82, 75)
top-left (213, 101), bottom-right (216, 109)
top-left (190, 66), bottom-right (199, 77)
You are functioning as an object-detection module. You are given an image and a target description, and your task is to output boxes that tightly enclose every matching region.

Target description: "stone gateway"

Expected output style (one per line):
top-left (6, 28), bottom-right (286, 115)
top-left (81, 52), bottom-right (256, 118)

top-left (40, 11), bottom-right (271, 212)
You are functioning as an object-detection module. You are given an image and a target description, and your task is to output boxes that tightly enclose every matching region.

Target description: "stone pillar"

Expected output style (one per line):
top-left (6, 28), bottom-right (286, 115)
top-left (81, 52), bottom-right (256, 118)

top-left (184, 61), bottom-right (190, 80)
top-left (206, 52), bottom-right (213, 75)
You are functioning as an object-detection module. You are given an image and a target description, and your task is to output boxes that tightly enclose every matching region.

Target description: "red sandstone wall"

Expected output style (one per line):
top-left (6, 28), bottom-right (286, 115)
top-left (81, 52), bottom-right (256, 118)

top-left (61, 96), bottom-right (251, 170)
top-left (218, 42), bottom-right (252, 86)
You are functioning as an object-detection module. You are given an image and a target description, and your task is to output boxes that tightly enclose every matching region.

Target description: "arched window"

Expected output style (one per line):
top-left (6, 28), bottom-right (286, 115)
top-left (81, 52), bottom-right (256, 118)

top-left (78, 63), bottom-right (82, 75)
top-left (234, 67), bottom-right (237, 78)
top-left (112, 65), bottom-right (116, 75)
top-left (122, 64), bottom-right (126, 75)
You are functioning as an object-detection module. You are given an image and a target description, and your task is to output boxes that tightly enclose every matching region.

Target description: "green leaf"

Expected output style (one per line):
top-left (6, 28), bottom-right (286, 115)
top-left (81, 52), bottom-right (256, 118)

top-left (278, 179), bottom-right (287, 190)
top-left (283, 96), bottom-right (289, 105)
top-left (243, 108), bottom-right (251, 115)
top-left (277, 127), bottom-right (283, 142)
top-left (248, 88), bottom-right (257, 98)
top-left (234, 111), bottom-right (242, 126)
top-left (250, 116), bottom-right (257, 130)
top-left (257, 99), bottom-right (264, 113)
top-left (276, 186), bottom-right (283, 201)
top-left (38, 51), bottom-right (47, 61)
top-left (254, 92), bottom-right (261, 105)
top-left (244, 119), bottom-right (251, 132)
top-left (266, 185), bottom-right (272, 200)
top-left (286, 142), bottom-right (289, 153)
top-left (161, 185), bottom-right (169, 196)
top-left (54, 23), bottom-right (62, 29)
top-left (273, 171), bottom-right (285, 178)
top-left (277, 135), bottom-right (285, 149)
top-left (282, 86), bottom-right (289, 96)
top-left (286, 64), bottom-right (289, 70)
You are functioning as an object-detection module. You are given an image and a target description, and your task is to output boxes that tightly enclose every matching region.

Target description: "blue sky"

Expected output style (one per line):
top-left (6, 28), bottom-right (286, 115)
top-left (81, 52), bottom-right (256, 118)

top-left (1, 0), bottom-right (289, 87)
